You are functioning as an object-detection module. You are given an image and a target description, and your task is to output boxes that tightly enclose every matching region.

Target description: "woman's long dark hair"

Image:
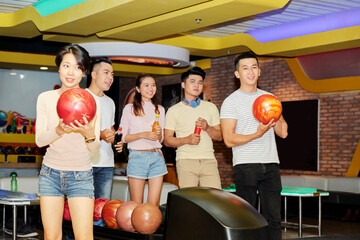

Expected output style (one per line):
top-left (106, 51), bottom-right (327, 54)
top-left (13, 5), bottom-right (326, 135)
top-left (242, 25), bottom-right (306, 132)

top-left (133, 73), bottom-right (159, 116)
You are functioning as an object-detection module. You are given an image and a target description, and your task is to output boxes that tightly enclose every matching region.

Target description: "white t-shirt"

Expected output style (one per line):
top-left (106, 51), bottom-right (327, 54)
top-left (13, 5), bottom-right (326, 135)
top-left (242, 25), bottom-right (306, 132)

top-left (86, 89), bottom-right (115, 167)
top-left (220, 89), bottom-right (279, 166)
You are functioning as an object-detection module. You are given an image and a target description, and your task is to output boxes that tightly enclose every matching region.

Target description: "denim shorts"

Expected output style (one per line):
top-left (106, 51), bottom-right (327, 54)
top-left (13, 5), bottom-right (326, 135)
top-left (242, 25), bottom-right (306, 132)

top-left (127, 149), bottom-right (168, 179)
top-left (38, 164), bottom-right (94, 199)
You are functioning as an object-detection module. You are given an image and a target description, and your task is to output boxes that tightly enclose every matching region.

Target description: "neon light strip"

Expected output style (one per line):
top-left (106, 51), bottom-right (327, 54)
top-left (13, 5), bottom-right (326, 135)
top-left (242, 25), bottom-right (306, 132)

top-left (33, 0), bottom-right (87, 16)
top-left (247, 8), bottom-right (360, 43)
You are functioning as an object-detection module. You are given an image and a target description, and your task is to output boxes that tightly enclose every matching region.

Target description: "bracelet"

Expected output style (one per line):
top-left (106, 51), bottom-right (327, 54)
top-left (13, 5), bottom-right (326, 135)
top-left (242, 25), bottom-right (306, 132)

top-left (85, 137), bottom-right (96, 143)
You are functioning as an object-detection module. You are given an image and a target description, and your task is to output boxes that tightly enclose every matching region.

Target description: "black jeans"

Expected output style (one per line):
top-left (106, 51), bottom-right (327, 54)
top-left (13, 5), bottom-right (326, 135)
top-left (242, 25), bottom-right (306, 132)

top-left (234, 163), bottom-right (282, 240)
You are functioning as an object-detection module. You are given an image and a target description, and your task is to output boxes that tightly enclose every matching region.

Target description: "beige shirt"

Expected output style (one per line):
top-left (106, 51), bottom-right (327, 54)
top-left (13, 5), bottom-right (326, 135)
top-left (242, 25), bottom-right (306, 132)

top-left (165, 100), bottom-right (220, 160)
top-left (36, 89), bottom-right (101, 171)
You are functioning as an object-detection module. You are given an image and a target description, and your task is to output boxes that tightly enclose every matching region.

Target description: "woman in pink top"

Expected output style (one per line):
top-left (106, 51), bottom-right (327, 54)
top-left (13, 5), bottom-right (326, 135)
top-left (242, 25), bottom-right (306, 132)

top-left (36, 44), bottom-right (100, 240)
top-left (120, 73), bottom-right (167, 206)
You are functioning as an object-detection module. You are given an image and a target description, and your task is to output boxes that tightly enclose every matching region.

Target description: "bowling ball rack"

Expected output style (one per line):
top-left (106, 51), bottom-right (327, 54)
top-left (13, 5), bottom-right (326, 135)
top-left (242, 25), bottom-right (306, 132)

top-left (63, 220), bottom-right (164, 240)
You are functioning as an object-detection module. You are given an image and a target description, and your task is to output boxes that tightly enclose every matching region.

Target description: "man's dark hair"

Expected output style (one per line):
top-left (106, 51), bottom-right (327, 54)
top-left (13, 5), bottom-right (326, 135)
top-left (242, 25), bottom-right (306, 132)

top-left (234, 52), bottom-right (259, 70)
top-left (90, 57), bottom-right (112, 72)
top-left (181, 67), bottom-right (206, 82)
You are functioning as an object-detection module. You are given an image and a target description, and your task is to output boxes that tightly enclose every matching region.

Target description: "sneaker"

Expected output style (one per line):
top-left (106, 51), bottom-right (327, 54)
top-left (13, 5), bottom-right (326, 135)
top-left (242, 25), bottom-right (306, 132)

top-left (4, 228), bottom-right (12, 235)
top-left (18, 224), bottom-right (38, 238)
top-left (4, 225), bottom-right (38, 238)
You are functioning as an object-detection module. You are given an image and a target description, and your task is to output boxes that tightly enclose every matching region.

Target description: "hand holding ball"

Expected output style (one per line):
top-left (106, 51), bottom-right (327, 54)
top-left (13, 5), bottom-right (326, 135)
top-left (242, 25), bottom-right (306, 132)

top-left (56, 88), bottom-right (96, 127)
top-left (253, 94), bottom-right (282, 124)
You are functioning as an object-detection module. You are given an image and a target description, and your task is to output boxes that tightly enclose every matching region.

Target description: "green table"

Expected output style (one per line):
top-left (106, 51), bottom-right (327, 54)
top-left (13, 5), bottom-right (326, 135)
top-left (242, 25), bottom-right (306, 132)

top-left (222, 185), bottom-right (330, 237)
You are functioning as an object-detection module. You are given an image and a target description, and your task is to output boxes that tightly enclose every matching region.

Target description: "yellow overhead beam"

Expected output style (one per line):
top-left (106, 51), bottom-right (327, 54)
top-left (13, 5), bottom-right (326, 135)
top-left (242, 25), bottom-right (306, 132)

top-left (152, 25), bottom-right (360, 57)
top-left (0, 50), bottom-right (210, 76)
top-left (285, 58), bottom-right (360, 93)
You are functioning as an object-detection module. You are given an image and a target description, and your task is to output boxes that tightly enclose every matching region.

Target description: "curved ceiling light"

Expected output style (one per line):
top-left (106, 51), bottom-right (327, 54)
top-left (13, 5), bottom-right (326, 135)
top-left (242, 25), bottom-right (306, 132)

top-left (79, 42), bottom-right (190, 68)
top-left (247, 8), bottom-right (360, 43)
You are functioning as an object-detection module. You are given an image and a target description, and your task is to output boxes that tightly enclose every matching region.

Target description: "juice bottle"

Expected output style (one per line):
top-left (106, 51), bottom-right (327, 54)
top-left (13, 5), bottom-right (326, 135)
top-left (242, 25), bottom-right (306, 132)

top-left (152, 114), bottom-right (160, 132)
top-left (194, 125), bottom-right (201, 134)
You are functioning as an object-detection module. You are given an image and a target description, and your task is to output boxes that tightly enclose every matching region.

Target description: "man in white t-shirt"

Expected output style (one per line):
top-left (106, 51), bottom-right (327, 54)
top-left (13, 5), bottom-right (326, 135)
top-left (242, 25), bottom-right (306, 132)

top-left (220, 52), bottom-right (288, 240)
top-left (87, 57), bottom-right (122, 199)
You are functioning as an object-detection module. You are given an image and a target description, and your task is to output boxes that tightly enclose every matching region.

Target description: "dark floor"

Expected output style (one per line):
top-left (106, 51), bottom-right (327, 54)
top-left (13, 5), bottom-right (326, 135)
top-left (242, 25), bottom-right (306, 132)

top-left (0, 217), bottom-right (359, 240)
top-left (1, 203), bottom-right (360, 240)
top-left (282, 217), bottom-right (360, 239)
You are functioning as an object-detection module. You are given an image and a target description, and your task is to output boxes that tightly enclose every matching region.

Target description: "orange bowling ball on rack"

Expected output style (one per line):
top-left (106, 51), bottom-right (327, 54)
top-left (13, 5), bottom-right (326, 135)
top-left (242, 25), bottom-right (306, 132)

top-left (116, 201), bottom-right (139, 232)
top-left (131, 203), bottom-right (162, 234)
top-left (102, 199), bottom-right (123, 229)
top-left (252, 94), bottom-right (282, 124)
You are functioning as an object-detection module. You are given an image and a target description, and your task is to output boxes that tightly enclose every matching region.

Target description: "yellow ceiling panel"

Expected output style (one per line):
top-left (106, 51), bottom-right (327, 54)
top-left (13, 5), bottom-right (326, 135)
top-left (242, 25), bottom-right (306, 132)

top-left (0, 7), bottom-right (41, 38)
top-left (97, 0), bottom-right (289, 42)
top-left (0, 20), bottom-right (40, 38)
top-left (35, 0), bottom-right (209, 36)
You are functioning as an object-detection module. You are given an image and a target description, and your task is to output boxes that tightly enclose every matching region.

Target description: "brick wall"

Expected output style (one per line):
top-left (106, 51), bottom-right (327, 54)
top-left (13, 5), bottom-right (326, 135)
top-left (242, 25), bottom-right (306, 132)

top-left (118, 55), bottom-right (360, 187)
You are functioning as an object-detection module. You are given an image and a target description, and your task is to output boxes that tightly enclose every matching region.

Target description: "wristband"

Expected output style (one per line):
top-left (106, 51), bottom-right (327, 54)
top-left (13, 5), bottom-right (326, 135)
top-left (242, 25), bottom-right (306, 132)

top-left (85, 137), bottom-right (96, 143)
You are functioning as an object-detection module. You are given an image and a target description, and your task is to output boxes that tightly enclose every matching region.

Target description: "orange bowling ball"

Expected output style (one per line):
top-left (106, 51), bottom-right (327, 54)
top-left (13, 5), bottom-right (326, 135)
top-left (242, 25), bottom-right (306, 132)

top-left (131, 203), bottom-right (162, 234)
top-left (252, 94), bottom-right (282, 124)
top-left (102, 199), bottom-right (123, 228)
top-left (116, 201), bottom-right (139, 232)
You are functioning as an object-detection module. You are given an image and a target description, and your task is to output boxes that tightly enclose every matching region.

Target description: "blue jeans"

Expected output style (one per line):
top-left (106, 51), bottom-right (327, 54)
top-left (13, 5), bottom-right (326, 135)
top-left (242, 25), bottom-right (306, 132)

top-left (127, 149), bottom-right (167, 179)
top-left (38, 164), bottom-right (94, 199)
top-left (92, 167), bottom-right (114, 199)
top-left (234, 163), bottom-right (282, 240)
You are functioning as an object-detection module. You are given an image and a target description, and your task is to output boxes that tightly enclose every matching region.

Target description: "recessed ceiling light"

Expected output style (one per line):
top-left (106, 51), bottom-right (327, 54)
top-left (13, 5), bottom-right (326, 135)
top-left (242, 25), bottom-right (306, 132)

top-left (40, 66), bottom-right (48, 70)
top-left (79, 42), bottom-right (189, 68)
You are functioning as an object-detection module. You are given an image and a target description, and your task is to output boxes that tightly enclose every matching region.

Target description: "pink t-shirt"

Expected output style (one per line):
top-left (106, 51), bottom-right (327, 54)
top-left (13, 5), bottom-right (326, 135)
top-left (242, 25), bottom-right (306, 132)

top-left (36, 89), bottom-right (101, 171)
top-left (120, 101), bottom-right (165, 150)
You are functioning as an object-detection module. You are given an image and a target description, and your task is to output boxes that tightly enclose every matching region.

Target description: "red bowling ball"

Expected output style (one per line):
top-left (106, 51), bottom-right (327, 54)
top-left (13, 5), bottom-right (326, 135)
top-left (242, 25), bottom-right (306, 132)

top-left (116, 201), bottom-right (139, 232)
top-left (102, 199), bottom-right (123, 229)
top-left (94, 198), bottom-right (110, 222)
top-left (56, 88), bottom-right (96, 127)
top-left (63, 200), bottom-right (71, 221)
top-left (131, 203), bottom-right (162, 234)
top-left (252, 94), bottom-right (282, 124)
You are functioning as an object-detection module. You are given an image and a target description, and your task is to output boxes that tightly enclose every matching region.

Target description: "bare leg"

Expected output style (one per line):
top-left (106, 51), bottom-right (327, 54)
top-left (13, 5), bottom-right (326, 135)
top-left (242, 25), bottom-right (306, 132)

top-left (68, 197), bottom-right (94, 240)
top-left (148, 176), bottom-right (163, 206)
top-left (40, 196), bottom-right (64, 240)
top-left (128, 177), bottom-right (146, 204)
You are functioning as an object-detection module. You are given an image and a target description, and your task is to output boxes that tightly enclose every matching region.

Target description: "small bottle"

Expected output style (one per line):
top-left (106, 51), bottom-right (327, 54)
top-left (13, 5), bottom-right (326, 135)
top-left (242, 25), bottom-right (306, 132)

top-left (10, 172), bottom-right (17, 192)
top-left (194, 125), bottom-right (201, 134)
top-left (113, 127), bottom-right (123, 156)
top-left (114, 127), bottom-right (123, 145)
top-left (152, 114), bottom-right (160, 132)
